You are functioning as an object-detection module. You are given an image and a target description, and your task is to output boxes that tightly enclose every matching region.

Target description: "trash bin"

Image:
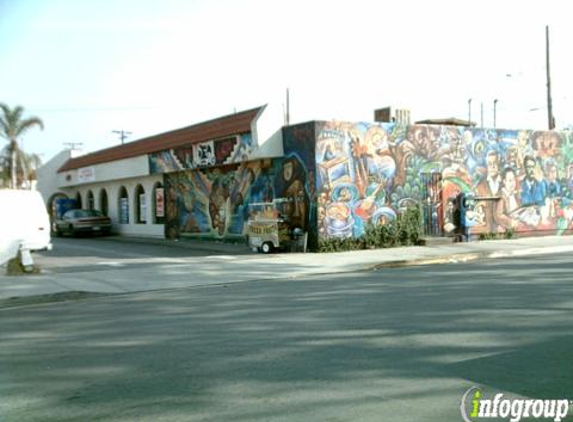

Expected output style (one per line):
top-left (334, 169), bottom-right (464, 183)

top-left (290, 228), bottom-right (308, 253)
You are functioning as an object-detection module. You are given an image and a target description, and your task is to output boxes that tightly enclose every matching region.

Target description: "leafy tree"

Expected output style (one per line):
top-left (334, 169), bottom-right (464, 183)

top-left (0, 103), bottom-right (44, 189)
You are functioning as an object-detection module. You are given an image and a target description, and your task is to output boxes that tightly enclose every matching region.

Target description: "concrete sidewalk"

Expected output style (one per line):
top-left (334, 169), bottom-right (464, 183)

top-left (1, 235), bottom-right (573, 302)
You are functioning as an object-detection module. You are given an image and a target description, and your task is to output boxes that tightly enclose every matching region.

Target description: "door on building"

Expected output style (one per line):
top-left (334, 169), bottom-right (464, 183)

top-left (420, 172), bottom-right (444, 236)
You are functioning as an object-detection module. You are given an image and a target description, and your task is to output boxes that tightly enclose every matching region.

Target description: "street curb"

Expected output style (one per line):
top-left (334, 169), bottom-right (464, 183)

top-left (99, 235), bottom-right (251, 255)
top-left (369, 253), bottom-right (483, 270)
top-left (369, 245), bottom-right (573, 271)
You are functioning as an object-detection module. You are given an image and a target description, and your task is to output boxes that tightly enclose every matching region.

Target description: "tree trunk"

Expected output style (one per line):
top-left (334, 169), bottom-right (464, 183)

top-left (10, 140), bottom-right (17, 189)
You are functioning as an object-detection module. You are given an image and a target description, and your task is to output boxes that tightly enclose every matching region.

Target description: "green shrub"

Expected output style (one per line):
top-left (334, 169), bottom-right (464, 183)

top-left (318, 206), bottom-right (422, 252)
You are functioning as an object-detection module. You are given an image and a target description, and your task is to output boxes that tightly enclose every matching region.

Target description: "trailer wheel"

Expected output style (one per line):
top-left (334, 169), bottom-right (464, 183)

top-left (261, 242), bottom-right (273, 254)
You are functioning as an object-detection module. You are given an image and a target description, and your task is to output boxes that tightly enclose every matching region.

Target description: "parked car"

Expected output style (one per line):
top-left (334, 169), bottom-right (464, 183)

top-left (0, 189), bottom-right (52, 266)
top-left (54, 209), bottom-right (112, 236)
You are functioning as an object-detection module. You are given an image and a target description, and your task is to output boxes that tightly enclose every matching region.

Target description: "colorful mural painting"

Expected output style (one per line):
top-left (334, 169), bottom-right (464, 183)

top-left (159, 124), bottom-right (314, 244)
top-left (162, 124), bottom-right (315, 241)
top-left (315, 120), bottom-right (573, 241)
top-left (153, 118), bottom-right (573, 247)
top-left (149, 133), bottom-right (255, 174)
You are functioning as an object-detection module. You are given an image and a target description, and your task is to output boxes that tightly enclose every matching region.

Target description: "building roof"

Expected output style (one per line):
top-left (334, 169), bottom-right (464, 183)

top-left (415, 117), bottom-right (476, 127)
top-left (58, 105), bottom-right (264, 172)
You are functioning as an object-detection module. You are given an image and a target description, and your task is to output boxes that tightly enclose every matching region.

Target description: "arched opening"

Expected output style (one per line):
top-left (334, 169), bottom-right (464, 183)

top-left (135, 184), bottom-right (146, 224)
top-left (86, 190), bottom-right (94, 210)
top-left (99, 188), bottom-right (108, 216)
top-left (47, 192), bottom-right (68, 232)
top-left (152, 182), bottom-right (165, 224)
top-left (118, 186), bottom-right (129, 224)
top-left (75, 191), bottom-right (83, 209)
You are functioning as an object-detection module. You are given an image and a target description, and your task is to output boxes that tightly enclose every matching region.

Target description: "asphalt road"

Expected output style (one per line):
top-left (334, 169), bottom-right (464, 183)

top-left (2, 252), bottom-right (573, 421)
top-left (31, 236), bottom-right (251, 274)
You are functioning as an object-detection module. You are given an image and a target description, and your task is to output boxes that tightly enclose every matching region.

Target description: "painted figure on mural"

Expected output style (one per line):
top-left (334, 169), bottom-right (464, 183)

top-left (544, 160), bottom-right (562, 219)
top-left (349, 135), bottom-right (369, 197)
top-left (179, 181), bottom-right (200, 233)
top-left (544, 160), bottom-right (562, 199)
top-left (516, 131), bottom-right (534, 175)
top-left (275, 157), bottom-right (308, 230)
top-left (475, 150), bottom-right (502, 231)
top-left (476, 151), bottom-right (502, 197)
top-left (566, 164), bottom-right (573, 197)
top-left (165, 180), bottom-right (180, 239)
top-left (230, 167), bottom-right (255, 211)
top-left (520, 156), bottom-right (546, 207)
top-left (261, 176), bottom-right (274, 203)
top-left (208, 179), bottom-right (230, 236)
top-left (323, 144), bottom-right (337, 161)
top-left (533, 131), bottom-right (560, 158)
top-left (494, 167), bottom-right (520, 230)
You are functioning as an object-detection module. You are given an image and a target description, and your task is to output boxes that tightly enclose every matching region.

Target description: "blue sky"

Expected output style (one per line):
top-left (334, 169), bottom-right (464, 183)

top-left (2, 0), bottom-right (572, 163)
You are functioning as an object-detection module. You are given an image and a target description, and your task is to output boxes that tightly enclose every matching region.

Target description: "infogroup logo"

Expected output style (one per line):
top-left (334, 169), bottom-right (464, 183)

top-left (460, 387), bottom-right (571, 422)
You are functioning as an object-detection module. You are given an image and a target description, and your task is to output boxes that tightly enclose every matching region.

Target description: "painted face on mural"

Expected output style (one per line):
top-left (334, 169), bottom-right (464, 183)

top-left (518, 131), bottom-right (530, 149)
top-left (534, 132), bottom-right (560, 156)
top-left (283, 162), bottom-right (294, 181)
top-left (486, 152), bottom-right (500, 178)
top-left (547, 164), bottom-right (558, 182)
top-left (524, 157), bottom-right (536, 180)
top-left (503, 168), bottom-right (517, 193)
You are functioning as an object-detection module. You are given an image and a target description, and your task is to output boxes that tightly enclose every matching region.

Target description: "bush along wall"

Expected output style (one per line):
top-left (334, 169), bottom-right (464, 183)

top-left (318, 206), bottom-right (422, 252)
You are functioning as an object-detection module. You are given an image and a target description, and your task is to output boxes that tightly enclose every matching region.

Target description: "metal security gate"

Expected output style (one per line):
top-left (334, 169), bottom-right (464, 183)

top-left (420, 172), bottom-right (443, 236)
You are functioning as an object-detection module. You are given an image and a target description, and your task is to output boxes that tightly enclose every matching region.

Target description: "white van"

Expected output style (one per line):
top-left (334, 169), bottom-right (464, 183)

top-left (0, 189), bottom-right (52, 266)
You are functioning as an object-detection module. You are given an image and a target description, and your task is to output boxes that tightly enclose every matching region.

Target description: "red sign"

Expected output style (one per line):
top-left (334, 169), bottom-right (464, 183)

top-left (155, 188), bottom-right (165, 218)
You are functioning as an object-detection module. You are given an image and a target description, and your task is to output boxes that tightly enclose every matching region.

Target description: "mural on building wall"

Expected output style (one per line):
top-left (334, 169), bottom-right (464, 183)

top-left (163, 154), bottom-right (312, 240)
top-left (316, 120), bottom-right (573, 240)
top-left (149, 134), bottom-right (255, 174)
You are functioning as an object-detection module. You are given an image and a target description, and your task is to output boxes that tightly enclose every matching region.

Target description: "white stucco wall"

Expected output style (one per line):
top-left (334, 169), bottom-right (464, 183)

top-left (38, 153), bottom-right (165, 238)
top-left (36, 149), bottom-right (84, 205)
top-left (72, 174), bottom-right (165, 237)
top-left (251, 103), bottom-right (284, 158)
top-left (58, 155), bottom-right (150, 188)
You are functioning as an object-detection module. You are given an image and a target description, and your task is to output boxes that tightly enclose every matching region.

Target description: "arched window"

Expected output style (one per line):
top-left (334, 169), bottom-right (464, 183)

top-left (135, 184), bottom-right (146, 224)
top-left (118, 186), bottom-right (129, 224)
top-left (152, 182), bottom-right (165, 224)
top-left (99, 189), bottom-right (108, 216)
top-left (86, 190), bottom-right (94, 210)
top-left (75, 192), bottom-right (82, 209)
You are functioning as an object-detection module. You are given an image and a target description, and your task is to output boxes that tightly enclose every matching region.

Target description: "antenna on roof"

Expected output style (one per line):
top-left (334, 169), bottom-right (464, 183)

top-left (286, 87), bottom-right (290, 125)
top-left (63, 142), bottom-right (83, 150)
top-left (112, 130), bottom-right (132, 144)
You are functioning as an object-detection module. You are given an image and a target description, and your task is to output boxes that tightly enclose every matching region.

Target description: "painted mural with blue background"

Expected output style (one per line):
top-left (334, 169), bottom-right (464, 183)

top-left (315, 120), bottom-right (573, 240)
top-left (162, 124), bottom-right (315, 242)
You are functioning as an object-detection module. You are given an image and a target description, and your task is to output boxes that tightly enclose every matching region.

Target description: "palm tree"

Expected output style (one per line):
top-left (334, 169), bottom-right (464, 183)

top-left (0, 148), bottom-right (43, 188)
top-left (0, 103), bottom-right (44, 189)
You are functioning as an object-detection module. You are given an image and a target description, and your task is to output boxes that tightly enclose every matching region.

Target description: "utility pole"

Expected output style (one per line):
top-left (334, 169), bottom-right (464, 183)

top-left (546, 25), bottom-right (555, 130)
top-left (493, 99), bottom-right (498, 129)
top-left (113, 130), bottom-right (132, 144)
top-left (468, 98), bottom-right (472, 125)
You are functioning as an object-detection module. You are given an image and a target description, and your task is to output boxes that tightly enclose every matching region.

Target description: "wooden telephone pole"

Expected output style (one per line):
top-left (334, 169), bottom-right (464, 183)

top-left (546, 25), bottom-right (555, 130)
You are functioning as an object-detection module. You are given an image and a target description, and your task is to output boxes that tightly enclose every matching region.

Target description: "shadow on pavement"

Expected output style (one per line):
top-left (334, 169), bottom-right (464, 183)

top-left (1, 254), bottom-right (572, 421)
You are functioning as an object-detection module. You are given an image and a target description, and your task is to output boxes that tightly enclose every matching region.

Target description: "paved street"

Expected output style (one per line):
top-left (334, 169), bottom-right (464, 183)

top-left (2, 246), bottom-right (573, 421)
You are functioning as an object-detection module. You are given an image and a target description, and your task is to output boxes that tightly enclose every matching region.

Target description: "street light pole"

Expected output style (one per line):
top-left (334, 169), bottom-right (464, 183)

top-left (493, 99), bottom-right (498, 129)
